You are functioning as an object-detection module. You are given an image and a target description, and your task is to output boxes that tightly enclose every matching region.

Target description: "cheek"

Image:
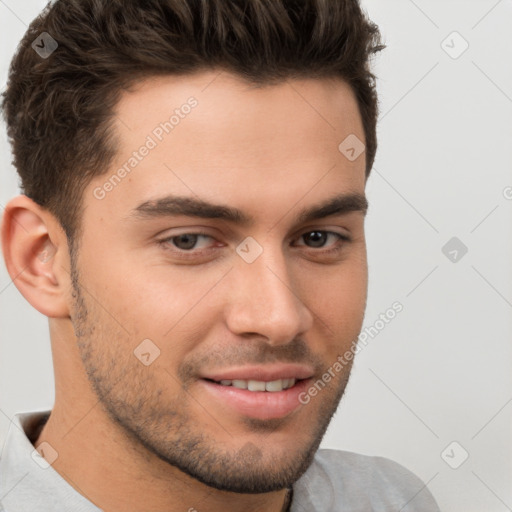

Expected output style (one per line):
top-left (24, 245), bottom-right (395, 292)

top-left (78, 241), bottom-right (172, 319)
top-left (78, 250), bottom-right (226, 366)
top-left (339, 265), bottom-right (368, 318)
top-left (299, 261), bottom-right (367, 348)
top-left (304, 257), bottom-right (367, 308)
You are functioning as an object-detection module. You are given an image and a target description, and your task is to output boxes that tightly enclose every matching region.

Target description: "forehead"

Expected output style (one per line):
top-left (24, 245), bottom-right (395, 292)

top-left (85, 71), bottom-right (366, 224)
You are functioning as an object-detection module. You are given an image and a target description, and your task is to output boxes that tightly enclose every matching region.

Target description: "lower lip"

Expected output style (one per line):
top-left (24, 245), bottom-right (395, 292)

top-left (198, 379), bottom-right (311, 420)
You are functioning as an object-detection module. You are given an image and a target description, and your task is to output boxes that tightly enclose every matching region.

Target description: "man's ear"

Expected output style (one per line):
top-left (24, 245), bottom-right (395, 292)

top-left (1, 195), bottom-right (71, 318)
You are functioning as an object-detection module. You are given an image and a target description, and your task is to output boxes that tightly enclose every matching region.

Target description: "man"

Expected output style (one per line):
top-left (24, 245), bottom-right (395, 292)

top-left (0, 1), bottom-right (440, 510)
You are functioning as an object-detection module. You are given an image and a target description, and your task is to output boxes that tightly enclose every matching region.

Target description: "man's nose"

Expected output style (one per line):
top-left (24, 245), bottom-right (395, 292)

top-left (224, 245), bottom-right (314, 345)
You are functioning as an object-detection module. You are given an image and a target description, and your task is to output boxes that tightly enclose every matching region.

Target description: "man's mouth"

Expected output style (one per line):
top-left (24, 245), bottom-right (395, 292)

top-left (205, 378), bottom-right (297, 392)
top-left (197, 364), bottom-right (314, 420)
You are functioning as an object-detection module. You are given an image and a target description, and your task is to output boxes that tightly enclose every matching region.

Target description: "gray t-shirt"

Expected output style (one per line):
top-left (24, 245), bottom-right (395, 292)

top-left (0, 410), bottom-right (440, 511)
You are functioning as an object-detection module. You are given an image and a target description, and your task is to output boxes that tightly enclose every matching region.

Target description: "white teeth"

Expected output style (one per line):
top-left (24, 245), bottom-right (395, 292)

top-left (265, 380), bottom-right (283, 392)
top-left (216, 378), bottom-right (297, 391)
top-left (248, 380), bottom-right (266, 391)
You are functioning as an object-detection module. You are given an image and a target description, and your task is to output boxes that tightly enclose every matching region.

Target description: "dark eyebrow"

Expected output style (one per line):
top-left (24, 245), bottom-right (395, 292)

top-left (296, 193), bottom-right (368, 224)
top-left (129, 192), bottom-right (368, 225)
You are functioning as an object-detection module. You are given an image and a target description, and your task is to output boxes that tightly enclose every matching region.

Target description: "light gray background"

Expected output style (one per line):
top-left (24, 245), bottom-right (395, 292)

top-left (1, 1), bottom-right (511, 511)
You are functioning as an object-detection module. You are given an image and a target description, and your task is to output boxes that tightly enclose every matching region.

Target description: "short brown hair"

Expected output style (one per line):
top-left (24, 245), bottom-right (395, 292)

top-left (2, 0), bottom-right (383, 240)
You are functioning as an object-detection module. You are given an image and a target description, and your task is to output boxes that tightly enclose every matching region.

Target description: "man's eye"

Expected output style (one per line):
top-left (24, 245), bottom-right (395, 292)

top-left (163, 233), bottom-right (214, 251)
top-left (295, 231), bottom-right (350, 250)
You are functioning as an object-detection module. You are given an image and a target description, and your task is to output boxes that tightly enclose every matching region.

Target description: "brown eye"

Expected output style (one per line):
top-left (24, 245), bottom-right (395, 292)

top-left (297, 231), bottom-right (349, 249)
top-left (171, 234), bottom-right (200, 250)
top-left (302, 231), bottom-right (328, 248)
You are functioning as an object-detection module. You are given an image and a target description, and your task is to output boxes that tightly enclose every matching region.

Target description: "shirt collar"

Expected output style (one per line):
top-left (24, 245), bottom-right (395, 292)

top-left (0, 410), bottom-right (102, 512)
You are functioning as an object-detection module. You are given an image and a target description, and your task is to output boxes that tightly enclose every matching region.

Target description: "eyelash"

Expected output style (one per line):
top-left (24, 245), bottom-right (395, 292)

top-left (157, 230), bottom-right (351, 259)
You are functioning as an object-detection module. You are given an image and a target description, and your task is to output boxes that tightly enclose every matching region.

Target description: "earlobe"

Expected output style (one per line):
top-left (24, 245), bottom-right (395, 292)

top-left (1, 195), bottom-right (71, 318)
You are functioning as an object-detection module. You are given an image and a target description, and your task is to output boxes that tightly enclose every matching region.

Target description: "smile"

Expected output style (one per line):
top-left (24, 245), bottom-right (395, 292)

top-left (213, 378), bottom-right (297, 392)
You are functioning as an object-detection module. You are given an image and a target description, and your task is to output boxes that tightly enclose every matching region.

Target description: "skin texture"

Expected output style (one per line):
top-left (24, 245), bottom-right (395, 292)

top-left (1, 71), bottom-right (368, 512)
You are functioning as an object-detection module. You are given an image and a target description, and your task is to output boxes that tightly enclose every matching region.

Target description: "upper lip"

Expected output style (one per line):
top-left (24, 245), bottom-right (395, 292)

top-left (200, 364), bottom-right (315, 382)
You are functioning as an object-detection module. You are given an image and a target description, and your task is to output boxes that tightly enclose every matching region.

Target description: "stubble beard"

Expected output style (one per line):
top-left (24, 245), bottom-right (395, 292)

top-left (68, 251), bottom-right (353, 493)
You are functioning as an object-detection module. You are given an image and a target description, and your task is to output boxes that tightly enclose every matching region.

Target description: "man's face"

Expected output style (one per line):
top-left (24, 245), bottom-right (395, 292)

top-left (71, 72), bottom-right (368, 492)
